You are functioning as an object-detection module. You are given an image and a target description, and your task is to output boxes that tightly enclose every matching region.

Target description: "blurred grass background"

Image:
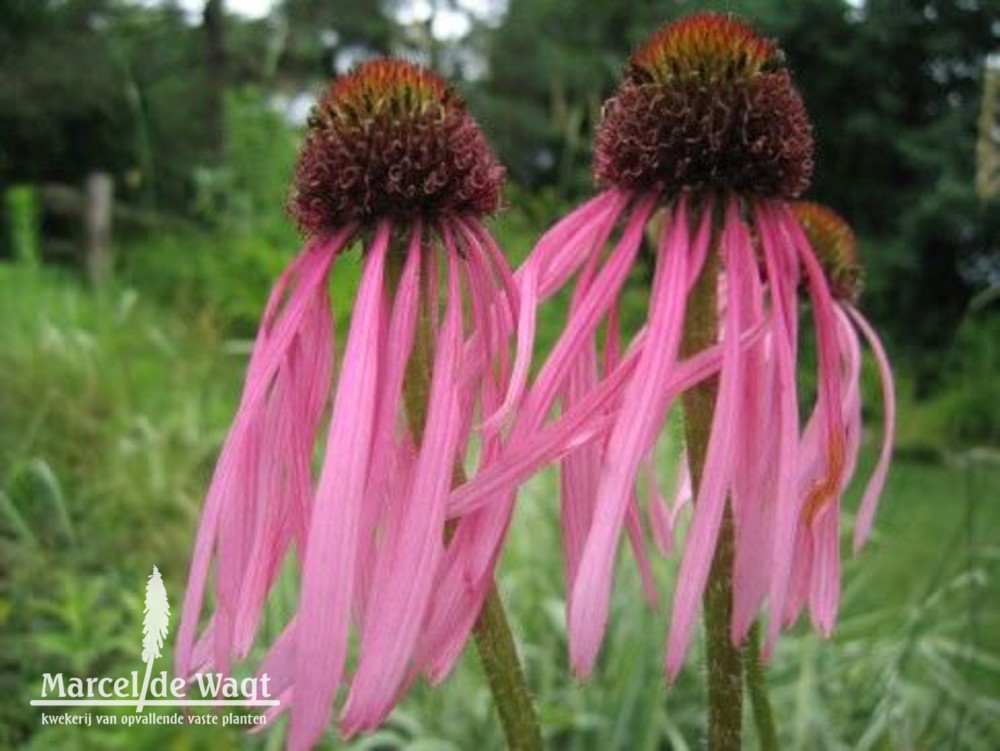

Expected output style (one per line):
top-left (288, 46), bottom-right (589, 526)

top-left (2, 0), bottom-right (999, 749)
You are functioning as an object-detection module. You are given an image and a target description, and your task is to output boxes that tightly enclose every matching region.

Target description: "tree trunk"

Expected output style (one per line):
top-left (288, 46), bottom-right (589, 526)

top-left (204, 0), bottom-right (228, 164)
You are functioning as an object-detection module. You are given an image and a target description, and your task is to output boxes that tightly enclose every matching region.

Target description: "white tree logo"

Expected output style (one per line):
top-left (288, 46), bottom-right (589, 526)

top-left (136, 565), bottom-right (170, 712)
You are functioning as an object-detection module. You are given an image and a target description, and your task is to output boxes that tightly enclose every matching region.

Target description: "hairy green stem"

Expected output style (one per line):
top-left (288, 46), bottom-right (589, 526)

top-left (389, 242), bottom-right (543, 751)
top-left (680, 237), bottom-right (743, 750)
top-left (745, 622), bottom-right (780, 750)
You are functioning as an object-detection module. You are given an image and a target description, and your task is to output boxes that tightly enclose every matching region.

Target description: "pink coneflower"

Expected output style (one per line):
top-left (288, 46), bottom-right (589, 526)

top-left (478, 12), bottom-right (895, 681)
top-left (781, 201), bottom-right (896, 632)
top-left (174, 59), bottom-right (518, 748)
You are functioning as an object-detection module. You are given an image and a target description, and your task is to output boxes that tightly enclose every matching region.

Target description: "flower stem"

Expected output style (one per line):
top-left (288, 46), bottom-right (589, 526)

top-left (679, 230), bottom-right (743, 750)
top-left (745, 622), bottom-right (780, 750)
top-left (390, 240), bottom-right (543, 751)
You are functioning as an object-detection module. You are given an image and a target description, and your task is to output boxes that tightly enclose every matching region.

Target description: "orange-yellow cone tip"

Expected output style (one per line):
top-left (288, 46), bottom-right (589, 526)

top-left (631, 12), bottom-right (778, 84)
top-left (793, 201), bottom-right (862, 301)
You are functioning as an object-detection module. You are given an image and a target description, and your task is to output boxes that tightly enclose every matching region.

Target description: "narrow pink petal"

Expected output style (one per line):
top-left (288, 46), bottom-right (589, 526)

top-left (341, 241), bottom-right (465, 734)
top-left (482, 261), bottom-right (538, 432)
top-left (783, 526), bottom-right (812, 628)
top-left (517, 196), bottom-right (658, 436)
top-left (534, 189), bottom-right (630, 298)
top-left (665, 200), bottom-right (744, 679)
top-left (560, 344), bottom-right (602, 592)
top-left (448, 324), bottom-right (764, 518)
top-left (808, 502), bottom-right (841, 635)
top-left (287, 223), bottom-right (390, 751)
top-left (233, 277), bottom-right (337, 657)
top-left (570, 200), bottom-right (693, 677)
top-left (846, 305), bottom-right (896, 551)
top-left (625, 497), bottom-right (659, 606)
top-left (458, 218), bottom-right (519, 354)
top-left (670, 452), bottom-right (692, 526)
top-left (648, 483), bottom-right (675, 556)
top-left (485, 191), bottom-right (629, 430)
top-left (832, 305), bottom-right (864, 496)
top-left (175, 227), bottom-right (353, 680)
top-left (415, 246), bottom-right (517, 679)
top-left (795, 210), bottom-right (847, 492)
top-left (754, 202), bottom-right (802, 654)
top-left (355, 225), bottom-right (423, 620)
top-left (729, 215), bottom-right (777, 644)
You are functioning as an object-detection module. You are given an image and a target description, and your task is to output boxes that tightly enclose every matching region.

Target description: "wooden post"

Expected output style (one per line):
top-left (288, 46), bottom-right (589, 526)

top-left (84, 172), bottom-right (114, 288)
top-left (976, 60), bottom-right (999, 203)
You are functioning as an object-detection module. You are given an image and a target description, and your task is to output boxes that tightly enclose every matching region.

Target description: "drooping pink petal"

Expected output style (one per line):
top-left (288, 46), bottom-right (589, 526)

top-left (794, 207), bottom-right (848, 505)
top-left (484, 190), bottom-right (630, 431)
top-left (665, 199), bottom-right (745, 679)
top-left (846, 304), bottom-right (896, 552)
top-left (783, 526), bottom-right (812, 628)
top-left (355, 224), bottom-right (423, 620)
top-left (570, 200), bottom-right (696, 677)
top-left (625, 496), bottom-right (660, 606)
top-left (448, 323), bottom-right (764, 519)
top-left (753, 202), bottom-right (802, 654)
top-left (533, 189), bottom-right (631, 299)
top-left (341, 235), bottom-right (465, 734)
top-left (232, 280), bottom-right (335, 657)
top-left (412, 231), bottom-right (518, 681)
top-left (808, 502), bottom-right (841, 635)
top-left (509, 195), bottom-right (657, 436)
top-left (176, 226), bottom-right (355, 681)
top-left (647, 459), bottom-right (675, 556)
top-left (728, 209), bottom-right (777, 644)
top-left (288, 222), bottom-right (390, 751)
top-left (560, 342), bottom-right (602, 594)
top-left (558, 241), bottom-right (606, 595)
top-left (670, 452), bottom-right (692, 526)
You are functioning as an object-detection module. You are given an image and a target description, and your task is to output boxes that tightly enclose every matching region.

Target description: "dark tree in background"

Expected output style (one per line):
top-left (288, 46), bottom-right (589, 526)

top-left (0, 0), bottom-right (134, 186)
top-left (203, 0), bottom-right (229, 164)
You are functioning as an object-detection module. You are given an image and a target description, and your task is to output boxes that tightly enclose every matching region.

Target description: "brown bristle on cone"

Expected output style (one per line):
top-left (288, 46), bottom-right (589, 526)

top-left (793, 201), bottom-right (862, 301)
top-left (594, 13), bottom-right (813, 199)
top-left (290, 59), bottom-right (505, 235)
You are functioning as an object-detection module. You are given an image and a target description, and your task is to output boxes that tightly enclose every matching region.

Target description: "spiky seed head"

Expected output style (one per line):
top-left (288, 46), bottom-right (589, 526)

top-left (792, 201), bottom-right (861, 301)
top-left (290, 59), bottom-right (505, 236)
top-left (594, 13), bottom-right (813, 199)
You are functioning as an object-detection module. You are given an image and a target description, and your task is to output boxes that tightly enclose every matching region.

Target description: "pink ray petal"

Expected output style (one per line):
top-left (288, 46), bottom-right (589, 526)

top-left (845, 305), bottom-right (896, 552)
top-left (570, 200), bottom-right (695, 678)
top-left (287, 222), bottom-right (390, 751)
top-left (448, 324), bottom-right (763, 519)
top-left (665, 200), bottom-right (745, 679)
top-left (355, 225), bottom-right (423, 621)
top-left (341, 237), bottom-right (465, 734)
top-left (176, 226), bottom-right (354, 680)
top-left (484, 191), bottom-right (629, 431)
top-left (754, 202), bottom-right (802, 654)
top-left (808, 502), bottom-right (841, 635)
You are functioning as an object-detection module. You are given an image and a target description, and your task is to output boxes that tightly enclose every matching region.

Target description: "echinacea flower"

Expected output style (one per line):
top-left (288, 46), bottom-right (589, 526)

top-left (175, 59), bottom-right (516, 748)
top-left (473, 12), bottom-right (895, 679)
top-left (782, 201), bottom-right (896, 630)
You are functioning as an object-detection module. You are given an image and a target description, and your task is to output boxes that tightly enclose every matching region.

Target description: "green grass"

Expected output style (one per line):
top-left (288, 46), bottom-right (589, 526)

top-left (1, 260), bottom-right (998, 750)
